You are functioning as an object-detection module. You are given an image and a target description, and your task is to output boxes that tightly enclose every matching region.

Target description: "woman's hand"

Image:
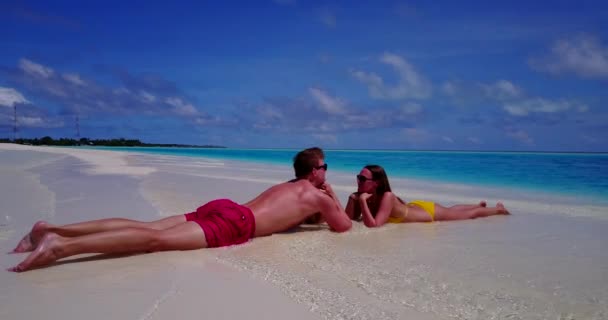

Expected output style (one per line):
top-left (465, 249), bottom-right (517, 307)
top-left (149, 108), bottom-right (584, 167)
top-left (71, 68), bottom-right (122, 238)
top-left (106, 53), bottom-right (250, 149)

top-left (359, 192), bottom-right (372, 201)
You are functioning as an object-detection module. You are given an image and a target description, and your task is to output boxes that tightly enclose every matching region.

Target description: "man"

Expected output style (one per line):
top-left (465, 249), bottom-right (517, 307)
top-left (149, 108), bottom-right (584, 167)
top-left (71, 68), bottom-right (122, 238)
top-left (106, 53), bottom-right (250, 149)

top-left (9, 147), bottom-right (351, 272)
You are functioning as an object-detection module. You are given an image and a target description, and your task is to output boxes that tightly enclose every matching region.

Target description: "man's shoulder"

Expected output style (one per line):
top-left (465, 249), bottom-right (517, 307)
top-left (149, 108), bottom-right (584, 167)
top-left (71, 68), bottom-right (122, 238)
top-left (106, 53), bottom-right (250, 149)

top-left (288, 179), bottom-right (318, 191)
top-left (272, 179), bottom-right (319, 197)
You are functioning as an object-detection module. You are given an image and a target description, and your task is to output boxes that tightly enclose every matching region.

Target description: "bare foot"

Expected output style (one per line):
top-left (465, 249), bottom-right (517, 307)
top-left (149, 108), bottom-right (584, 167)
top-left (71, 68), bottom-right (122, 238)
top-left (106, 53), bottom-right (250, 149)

top-left (11, 221), bottom-right (50, 253)
top-left (9, 233), bottom-right (62, 272)
top-left (479, 201), bottom-right (487, 207)
top-left (497, 202), bottom-right (510, 215)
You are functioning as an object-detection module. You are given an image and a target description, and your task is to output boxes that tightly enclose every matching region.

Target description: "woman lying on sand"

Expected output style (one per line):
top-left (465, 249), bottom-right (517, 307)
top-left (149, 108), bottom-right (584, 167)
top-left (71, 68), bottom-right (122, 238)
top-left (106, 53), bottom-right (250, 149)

top-left (345, 165), bottom-right (509, 227)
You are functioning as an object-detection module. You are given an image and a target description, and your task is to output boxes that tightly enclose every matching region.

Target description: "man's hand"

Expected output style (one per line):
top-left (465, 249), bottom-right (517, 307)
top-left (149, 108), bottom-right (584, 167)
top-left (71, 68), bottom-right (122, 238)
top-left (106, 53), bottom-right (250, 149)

top-left (321, 183), bottom-right (336, 197)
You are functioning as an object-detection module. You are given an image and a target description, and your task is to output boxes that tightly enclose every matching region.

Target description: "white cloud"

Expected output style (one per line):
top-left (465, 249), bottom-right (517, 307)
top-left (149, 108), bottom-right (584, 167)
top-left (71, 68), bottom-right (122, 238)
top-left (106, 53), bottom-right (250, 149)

top-left (113, 87), bottom-right (130, 95)
top-left (481, 80), bottom-right (522, 100)
top-left (351, 52), bottom-right (431, 100)
top-left (19, 116), bottom-right (44, 126)
top-left (401, 128), bottom-right (431, 141)
top-left (0, 113), bottom-right (64, 128)
top-left (468, 137), bottom-right (482, 144)
top-left (309, 87), bottom-right (347, 115)
top-left (317, 53), bottom-right (331, 64)
top-left (256, 104), bottom-right (284, 120)
top-left (165, 97), bottom-right (199, 116)
top-left (312, 133), bottom-right (337, 144)
top-left (503, 98), bottom-right (588, 117)
top-left (0, 87), bottom-right (29, 107)
top-left (530, 34), bottom-right (608, 78)
top-left (6, 58), bottom-right (222, 131)
top-left (62, 73), bottom-right (86, 86)
top-left (304, 123), bottom-right (332, 132)
top-left (319, 8), bottom-right (336, 27)
top-left (15, 59), bottom-right (69, 97)
top-left (400, 102), bottom-right (422, 115)
top-left (441, 136), bottom-right (454, 143)
top-left (247, 95), bottom-right (398, 134)
top-left (253, 122), bottom-right (273, 130)
top-left (581, 134), bottom-right (599, 144)
top-left (19, 59), bottom-right (54, 78)
top-left (506, 129), bottom-right (535, 146)
top-left (441, 81), bottom-right (457, 96)
top-left (194, 116), bottom-right (222, 125)
top-left (443, 79), bottom-right (590, 122)
top-left (140, 91), bottom-right (156, 103)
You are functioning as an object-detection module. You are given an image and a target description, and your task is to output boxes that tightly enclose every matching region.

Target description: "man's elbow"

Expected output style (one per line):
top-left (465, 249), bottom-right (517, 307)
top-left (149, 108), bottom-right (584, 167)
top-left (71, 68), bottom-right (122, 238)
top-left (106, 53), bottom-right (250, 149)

top-left (333, 220), bottom-right (352, 233)
top-left (364, 220), bottom-right (377, 228)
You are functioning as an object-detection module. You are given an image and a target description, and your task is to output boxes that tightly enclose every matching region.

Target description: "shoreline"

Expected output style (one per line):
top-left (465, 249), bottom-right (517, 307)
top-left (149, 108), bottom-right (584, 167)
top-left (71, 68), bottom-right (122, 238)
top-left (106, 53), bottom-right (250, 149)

top-left (2, 144), bottom-right (607, 220)
top-left (56, 145), bottom-right (608, 206)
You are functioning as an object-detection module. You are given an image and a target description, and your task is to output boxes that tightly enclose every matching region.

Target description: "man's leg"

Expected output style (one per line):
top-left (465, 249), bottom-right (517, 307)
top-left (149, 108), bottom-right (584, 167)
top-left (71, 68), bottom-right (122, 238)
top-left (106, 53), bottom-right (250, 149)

top-left (10, 221), bottom-right (207, 272)
top-left (12, 215), bottom-right (187, 253)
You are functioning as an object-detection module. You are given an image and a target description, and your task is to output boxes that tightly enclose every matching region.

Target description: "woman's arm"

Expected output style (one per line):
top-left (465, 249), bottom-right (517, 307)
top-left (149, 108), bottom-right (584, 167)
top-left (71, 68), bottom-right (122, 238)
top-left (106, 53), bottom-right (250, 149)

top-left (345, 193), bottom-right (361, 220)
top-left (360, 192), bottom-right (395, 228)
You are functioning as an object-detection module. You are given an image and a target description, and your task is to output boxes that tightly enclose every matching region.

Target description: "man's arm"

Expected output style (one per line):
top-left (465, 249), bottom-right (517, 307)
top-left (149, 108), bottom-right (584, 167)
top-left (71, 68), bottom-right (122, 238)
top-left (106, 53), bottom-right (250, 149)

top-left (321, 183), bottom-right (345, 212)
top-left (345, 193), bottom-right (361, 220)
top-left (304, 183), bottom-right (342, 225)
top-left (303, 212), bottom-right (323, 224)
top-left (317, 186), bottom-right (351, 232)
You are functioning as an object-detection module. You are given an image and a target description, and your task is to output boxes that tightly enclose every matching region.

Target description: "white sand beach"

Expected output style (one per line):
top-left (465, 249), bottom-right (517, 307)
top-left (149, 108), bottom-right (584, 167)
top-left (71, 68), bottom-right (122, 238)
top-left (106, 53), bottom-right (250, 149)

top-left (1, 144), bottom-right (607, 320)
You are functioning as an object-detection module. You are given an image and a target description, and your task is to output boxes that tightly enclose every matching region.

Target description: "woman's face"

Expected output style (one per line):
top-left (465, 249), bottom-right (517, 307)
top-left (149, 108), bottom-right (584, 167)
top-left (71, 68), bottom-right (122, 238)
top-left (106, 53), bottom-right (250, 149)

top-left (357, 168), bottom-right (377, 193)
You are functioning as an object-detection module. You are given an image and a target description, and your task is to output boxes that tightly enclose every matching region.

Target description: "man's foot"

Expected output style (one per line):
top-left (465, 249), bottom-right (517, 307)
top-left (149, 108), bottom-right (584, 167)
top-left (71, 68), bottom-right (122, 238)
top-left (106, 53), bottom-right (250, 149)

top-left (479, 201), bottom-right (487, 207)
top-left (11, 221), bottom-right (50, 253)
top-left (496, 202), bottom-right (510, 215)
top-left (9, 233), bottom-right (62, 272)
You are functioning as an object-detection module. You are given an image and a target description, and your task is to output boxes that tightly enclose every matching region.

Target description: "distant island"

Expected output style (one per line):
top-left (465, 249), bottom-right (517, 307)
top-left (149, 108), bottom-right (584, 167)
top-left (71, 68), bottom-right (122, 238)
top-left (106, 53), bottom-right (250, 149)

top-left (0, 137), bottom-right (225, 148)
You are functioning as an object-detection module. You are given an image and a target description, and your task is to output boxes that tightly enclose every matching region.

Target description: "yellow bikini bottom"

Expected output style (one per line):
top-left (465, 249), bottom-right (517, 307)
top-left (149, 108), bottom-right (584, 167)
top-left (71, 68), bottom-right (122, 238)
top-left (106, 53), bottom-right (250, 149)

top-left (387, 200), bottom-right (435, 223)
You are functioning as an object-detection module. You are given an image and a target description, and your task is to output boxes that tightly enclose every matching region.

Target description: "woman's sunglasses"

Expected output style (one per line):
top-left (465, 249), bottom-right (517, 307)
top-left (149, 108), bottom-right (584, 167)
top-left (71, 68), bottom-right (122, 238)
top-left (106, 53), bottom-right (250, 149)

top-left (357, 174), bottom-right (374, 183)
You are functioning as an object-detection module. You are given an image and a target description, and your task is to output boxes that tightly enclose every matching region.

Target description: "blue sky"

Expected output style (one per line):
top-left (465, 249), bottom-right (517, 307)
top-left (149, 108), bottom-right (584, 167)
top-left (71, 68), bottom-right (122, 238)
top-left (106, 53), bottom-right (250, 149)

top-left (1, 0), bottom-right (607, 151)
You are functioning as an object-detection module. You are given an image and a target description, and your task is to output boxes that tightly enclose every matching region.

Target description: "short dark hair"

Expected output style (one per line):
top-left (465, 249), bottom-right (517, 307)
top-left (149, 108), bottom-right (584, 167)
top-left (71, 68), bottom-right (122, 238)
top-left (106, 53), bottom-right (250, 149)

top-left (293, 147), bottom-right (325, 178)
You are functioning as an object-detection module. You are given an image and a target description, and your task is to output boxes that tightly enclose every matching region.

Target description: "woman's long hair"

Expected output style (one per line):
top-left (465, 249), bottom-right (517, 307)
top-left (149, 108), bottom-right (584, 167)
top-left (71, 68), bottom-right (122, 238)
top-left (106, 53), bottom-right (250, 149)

top-left (364, 164), bottom-right (406, 204)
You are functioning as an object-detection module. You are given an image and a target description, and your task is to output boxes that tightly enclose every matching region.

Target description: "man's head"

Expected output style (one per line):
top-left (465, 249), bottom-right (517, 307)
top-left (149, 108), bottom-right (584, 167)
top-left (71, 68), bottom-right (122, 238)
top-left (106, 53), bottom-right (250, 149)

top-left (293, 147), bottom-right (327, 187)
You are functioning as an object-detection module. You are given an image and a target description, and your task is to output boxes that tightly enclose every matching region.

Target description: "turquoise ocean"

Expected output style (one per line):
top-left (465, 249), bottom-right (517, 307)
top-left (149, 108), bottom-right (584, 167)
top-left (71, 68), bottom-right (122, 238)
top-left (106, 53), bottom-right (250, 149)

top-left (84, 147), bottom-right (608, 205)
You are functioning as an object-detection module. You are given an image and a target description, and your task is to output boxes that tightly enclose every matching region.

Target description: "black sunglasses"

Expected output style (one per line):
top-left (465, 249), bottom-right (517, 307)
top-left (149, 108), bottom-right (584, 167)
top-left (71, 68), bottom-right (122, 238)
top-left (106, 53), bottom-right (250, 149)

top-left (357, 174), bottom-right (374, 183)
top-left (315, 163), bottom-right (328, 171)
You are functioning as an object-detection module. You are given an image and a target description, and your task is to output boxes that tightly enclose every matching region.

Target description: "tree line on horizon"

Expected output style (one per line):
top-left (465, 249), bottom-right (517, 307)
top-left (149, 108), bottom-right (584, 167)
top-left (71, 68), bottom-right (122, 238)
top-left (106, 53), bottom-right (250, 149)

top-left (0, 136), bottom-right (225, 148)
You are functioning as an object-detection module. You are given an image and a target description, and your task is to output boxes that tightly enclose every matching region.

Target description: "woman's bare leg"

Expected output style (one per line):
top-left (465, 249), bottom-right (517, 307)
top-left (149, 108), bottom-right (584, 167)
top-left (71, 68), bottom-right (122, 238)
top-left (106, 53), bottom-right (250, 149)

top-left (435, 202), bottom-right (509, 221)
top-left (447, 201), bottom-right (487, 211)
top-left (12, 215), bottom-right (187, 253)
top-left (9, 221), bottom-right (207, 272)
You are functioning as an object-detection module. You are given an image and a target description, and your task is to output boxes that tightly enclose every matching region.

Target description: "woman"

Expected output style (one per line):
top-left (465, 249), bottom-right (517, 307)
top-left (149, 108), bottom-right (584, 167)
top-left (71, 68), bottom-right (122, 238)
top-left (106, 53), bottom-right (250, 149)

top-left (345, 165), bottom-right (509, 227)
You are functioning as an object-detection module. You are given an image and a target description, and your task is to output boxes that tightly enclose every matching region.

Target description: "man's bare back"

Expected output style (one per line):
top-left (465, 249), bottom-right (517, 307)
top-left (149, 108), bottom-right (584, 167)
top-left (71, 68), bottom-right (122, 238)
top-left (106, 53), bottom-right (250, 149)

top-left (245, 179), bottom-right (351, 236)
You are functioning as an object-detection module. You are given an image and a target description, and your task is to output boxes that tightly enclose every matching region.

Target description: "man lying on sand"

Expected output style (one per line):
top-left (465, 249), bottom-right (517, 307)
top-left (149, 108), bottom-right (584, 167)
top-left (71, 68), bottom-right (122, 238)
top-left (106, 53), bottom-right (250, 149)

top-left (9, 147), bottom-right (351, 272)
